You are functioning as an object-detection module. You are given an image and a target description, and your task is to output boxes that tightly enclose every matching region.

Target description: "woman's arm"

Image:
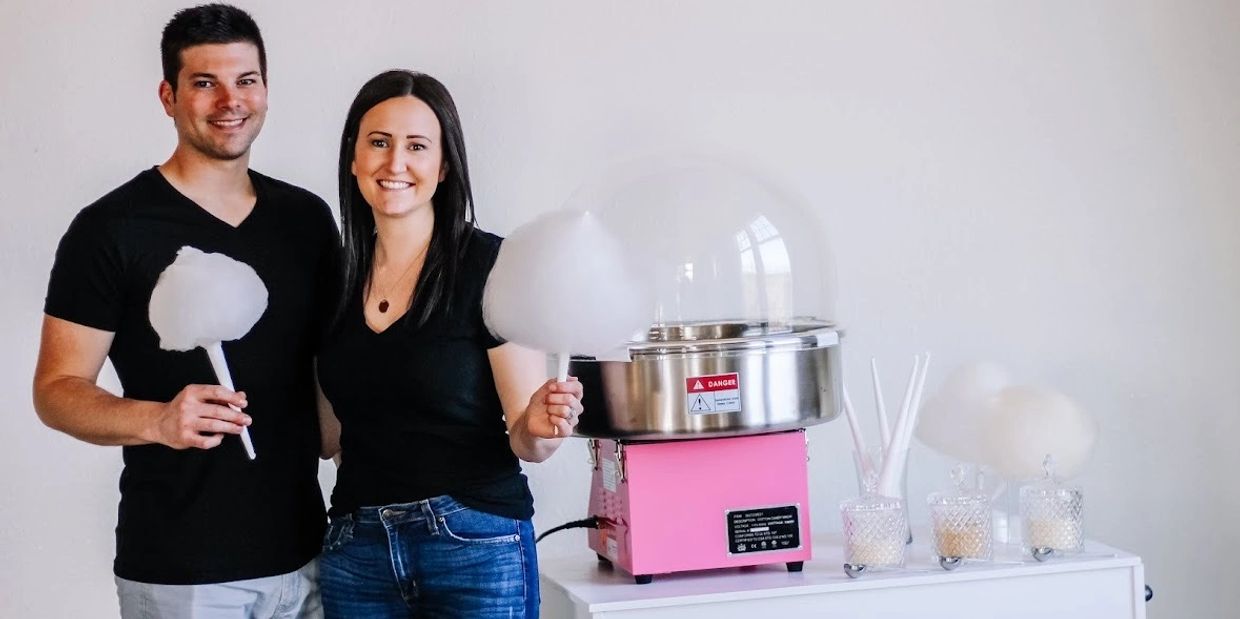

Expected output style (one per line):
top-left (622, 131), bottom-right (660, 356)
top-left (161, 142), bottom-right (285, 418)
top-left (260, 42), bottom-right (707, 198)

top-left (488, 343), bottom-right (584, 463)
top-left (314, 363), bottom-right (342, 461)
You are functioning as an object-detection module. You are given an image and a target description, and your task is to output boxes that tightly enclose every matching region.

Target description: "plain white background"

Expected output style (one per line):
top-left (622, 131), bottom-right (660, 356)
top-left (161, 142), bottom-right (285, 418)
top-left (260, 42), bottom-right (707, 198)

top-left (2, 1), bottom-right (1237, 617)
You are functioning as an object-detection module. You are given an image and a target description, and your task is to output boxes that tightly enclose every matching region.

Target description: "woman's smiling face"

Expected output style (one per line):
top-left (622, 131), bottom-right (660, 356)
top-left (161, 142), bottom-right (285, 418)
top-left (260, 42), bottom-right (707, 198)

top-left (351, 95), bottom-right (446, 219)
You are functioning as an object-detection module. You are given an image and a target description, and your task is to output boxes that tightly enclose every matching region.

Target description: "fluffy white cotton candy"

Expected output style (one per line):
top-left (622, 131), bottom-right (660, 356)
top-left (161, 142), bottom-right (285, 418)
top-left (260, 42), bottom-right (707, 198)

top-left (483, 210), bottom-right (651, 358)
top-left (980, 386), bottom-right (1097, 480)
top-left (149, 246), bottom-right (269, 351)
top-left (914, 362), bottom-right (1012, 463)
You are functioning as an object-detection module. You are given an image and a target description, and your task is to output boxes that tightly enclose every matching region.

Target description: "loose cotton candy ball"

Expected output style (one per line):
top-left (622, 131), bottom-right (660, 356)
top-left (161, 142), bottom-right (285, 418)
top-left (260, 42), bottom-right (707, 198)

top-left (979, 386), bottom-right (1097, 480)
top-left (483, 210), bottom-right (651, 357)
top-left (149, 246), bottom-right (269, 351)
top-left (915, 362), bottom-right (1012, 463)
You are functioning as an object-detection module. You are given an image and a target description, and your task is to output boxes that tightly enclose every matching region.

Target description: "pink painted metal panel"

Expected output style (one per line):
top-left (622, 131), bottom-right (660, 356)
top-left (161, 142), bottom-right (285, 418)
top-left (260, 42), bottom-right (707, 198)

top-left (588, 431), bottom-right (812, 579)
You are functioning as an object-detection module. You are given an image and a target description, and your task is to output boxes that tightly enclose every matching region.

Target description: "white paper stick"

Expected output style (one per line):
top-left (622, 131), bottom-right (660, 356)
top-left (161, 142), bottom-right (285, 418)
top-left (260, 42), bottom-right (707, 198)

top-left (895, 353), bottom-right (931, 470)
top-left (840, 385), bottom-right (871, 479)
top-left (879, 352), bottom-right (934, 499)
top-left (906, 352), bottom-right (932, 440)
top-left (877, 354), bottom-right (921, 497)
top-left (206, 342), bottom-right (257, 460)
top-left (870, 358), bottom-right (891, 450)
top-left (554, 352), bottom-right (570, 382)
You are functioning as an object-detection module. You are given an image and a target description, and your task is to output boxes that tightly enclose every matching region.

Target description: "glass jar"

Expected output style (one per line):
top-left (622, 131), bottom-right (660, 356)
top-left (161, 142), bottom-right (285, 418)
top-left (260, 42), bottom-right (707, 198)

top-left (927, 465), bottom-right (993, 569)
top-left (840, 483), bottom-right (907, 577)
top-left (1019, 456), bottom-right (1084, 560)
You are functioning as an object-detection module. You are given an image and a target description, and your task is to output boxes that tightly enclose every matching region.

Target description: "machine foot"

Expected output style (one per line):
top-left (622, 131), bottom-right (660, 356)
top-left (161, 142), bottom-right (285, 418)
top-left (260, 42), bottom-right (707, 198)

top-left (634, 574), bottom-right (654, 585)
top-left (786, 561), bottom-right (804, 572)
top-left (596, 554), bottom-right (613, 568)
top-left (1032, 547), bottom-right (1055, 562)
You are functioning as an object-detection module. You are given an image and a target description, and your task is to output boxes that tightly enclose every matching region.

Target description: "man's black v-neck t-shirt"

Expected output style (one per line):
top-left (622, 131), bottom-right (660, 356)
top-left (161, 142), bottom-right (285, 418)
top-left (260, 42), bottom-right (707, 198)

top-left (44, 167), bottom-right (338, 584)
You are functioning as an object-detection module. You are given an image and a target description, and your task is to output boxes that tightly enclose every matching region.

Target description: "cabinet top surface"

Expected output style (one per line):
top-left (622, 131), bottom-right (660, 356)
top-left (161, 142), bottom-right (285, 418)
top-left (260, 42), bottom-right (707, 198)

top-left (539, 534), bottom-right (1142, 612)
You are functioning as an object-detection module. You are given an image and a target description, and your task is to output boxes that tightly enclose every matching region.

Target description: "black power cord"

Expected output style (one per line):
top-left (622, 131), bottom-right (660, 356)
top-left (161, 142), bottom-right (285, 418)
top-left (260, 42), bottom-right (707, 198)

top-left (536, 517), bottom-right (601, 543)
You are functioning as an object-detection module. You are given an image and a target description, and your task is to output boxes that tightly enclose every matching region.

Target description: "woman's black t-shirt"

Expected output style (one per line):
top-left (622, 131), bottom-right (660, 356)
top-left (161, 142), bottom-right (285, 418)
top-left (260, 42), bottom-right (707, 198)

top-left (317, 229), bottom-right (535, 520)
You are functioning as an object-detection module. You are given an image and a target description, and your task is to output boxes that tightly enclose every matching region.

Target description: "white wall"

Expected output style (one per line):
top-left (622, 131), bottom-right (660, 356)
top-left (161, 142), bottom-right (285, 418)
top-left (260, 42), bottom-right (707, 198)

top-left (3, 1), bottom-right (1237, 616)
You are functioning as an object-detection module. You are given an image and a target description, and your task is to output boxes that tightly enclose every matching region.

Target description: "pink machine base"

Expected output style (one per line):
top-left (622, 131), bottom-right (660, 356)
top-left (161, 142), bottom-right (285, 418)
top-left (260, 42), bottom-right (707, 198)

top-left (587, 430), bottom-right (812, 584)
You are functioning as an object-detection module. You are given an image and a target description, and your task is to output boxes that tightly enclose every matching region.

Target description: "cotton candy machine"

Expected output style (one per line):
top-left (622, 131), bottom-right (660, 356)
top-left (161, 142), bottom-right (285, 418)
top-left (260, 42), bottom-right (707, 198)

top-left (566, 158), bottom-right (841, 584)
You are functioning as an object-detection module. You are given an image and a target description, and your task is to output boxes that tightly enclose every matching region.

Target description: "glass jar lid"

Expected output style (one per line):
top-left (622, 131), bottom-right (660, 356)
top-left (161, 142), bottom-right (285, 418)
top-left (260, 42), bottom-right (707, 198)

top-left (928, 465), bottom-right (991, 508)
top-left (1020, 455), bottom-right (1082, 498)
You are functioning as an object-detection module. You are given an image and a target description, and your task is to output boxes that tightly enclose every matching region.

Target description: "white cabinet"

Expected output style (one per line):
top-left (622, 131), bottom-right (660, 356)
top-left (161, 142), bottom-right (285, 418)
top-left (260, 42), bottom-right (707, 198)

top-left (539, 536), bottom-right (1145, 618)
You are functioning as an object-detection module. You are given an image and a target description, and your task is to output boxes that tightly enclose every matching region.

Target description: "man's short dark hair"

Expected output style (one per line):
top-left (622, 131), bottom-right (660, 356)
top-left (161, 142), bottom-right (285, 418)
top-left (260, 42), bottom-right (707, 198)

top-left (160, 4), bottom-right (266, 88)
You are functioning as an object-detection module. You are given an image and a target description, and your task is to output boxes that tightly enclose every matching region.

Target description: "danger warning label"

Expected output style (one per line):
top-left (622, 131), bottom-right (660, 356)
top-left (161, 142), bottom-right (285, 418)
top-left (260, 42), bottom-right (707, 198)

top-left (685, 372), bottom-right (741, 415)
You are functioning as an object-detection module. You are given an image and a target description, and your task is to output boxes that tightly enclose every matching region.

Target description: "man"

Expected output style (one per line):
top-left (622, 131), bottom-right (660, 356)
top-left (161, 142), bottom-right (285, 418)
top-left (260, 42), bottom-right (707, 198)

top-left (32, 4), bottom-right (335, 616)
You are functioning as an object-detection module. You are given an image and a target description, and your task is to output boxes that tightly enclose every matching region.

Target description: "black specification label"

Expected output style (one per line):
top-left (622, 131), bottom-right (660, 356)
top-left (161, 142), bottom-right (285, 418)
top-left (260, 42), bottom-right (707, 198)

top-left (726, 505), bottom-right (801, 555)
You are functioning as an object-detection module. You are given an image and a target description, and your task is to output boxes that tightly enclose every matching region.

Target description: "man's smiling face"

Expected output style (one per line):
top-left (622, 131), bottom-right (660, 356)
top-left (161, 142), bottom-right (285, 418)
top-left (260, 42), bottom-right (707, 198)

top-left (160, 41), bottom-right (268, 161)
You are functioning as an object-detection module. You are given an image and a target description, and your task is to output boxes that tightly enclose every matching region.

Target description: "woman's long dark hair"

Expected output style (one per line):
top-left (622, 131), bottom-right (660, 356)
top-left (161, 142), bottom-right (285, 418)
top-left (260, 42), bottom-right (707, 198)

top-left (335, 70), bottom-right (477, 330)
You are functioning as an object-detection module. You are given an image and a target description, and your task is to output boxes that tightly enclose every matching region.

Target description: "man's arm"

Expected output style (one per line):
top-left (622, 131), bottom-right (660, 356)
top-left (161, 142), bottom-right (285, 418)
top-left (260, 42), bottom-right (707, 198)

top-left (32, 314), bottom-right (251, 449)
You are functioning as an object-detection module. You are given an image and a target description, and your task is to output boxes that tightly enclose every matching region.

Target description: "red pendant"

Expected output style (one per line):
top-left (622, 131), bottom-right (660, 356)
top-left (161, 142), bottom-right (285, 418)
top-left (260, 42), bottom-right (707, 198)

top-left (378, 299), bottom-right (389, 313)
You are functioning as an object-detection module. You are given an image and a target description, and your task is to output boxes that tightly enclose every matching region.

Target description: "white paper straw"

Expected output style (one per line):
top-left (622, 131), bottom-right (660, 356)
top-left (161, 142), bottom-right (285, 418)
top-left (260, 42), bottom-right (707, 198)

top-left (554, 352), bottom-right (570, 382)
top-left (877, 354), bottom-right (921, 497)
top-left (895, 352), bottom-right (931, 470)
top-left (206, 342), bottom-right (256, 460)
top-left (906, 352), bottom-right (932, 439)
top-left (870, 357), bottom-right (891, 450)
top-left (840, 385), bottom-right (872, 479)
top-left (878, 352), bottom-right (934, 498)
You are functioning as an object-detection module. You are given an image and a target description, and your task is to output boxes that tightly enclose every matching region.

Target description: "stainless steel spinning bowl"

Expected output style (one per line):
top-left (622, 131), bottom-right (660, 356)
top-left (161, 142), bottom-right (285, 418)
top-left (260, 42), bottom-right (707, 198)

top-left (570, 320), bottom-right (842, 440)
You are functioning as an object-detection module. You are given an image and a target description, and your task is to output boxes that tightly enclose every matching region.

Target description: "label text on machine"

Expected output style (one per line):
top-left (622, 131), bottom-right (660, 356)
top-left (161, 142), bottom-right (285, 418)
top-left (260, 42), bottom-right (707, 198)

top-left (726, 505), bottom-right (801, 555)
top-left (685, 372), bottom-right (741, 414)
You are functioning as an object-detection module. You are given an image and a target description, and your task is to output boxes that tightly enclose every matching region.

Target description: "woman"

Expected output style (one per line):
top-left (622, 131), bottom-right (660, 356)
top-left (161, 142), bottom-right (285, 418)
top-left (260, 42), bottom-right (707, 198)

top-left (316, 70), bottom-right (583, 618)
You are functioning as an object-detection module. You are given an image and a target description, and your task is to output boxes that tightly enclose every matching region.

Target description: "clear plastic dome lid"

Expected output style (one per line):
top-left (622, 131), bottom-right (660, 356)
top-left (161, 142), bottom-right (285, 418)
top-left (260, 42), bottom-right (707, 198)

top-left (567, 156), bottom-right (836, 332)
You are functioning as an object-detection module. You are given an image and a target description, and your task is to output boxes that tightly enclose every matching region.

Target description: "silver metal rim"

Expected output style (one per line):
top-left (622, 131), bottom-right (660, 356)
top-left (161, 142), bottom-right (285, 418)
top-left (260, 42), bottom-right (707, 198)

top-left (629, 322), bottom-right (839, 357)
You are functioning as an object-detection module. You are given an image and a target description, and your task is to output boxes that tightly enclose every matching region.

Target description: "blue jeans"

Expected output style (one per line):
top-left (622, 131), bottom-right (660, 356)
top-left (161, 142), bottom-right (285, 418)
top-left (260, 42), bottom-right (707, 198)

top-left (319, 495), bottom-right (539, 618)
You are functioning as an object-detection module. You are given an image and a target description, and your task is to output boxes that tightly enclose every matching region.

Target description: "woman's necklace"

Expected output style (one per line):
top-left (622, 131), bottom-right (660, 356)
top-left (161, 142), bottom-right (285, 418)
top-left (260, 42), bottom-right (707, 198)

top-left (371, 244), bottom-right (428, 314)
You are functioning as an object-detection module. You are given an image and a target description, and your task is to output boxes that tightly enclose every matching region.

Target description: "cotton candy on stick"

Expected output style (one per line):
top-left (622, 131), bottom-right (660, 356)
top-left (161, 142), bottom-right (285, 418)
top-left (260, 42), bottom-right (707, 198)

top-left (483, 209), bottom-right (651, 381)
top-left (915, 362), bottom-right (1013, 464)
top-left (149, 246), bottom-right (268, 460)
top-left (979, 386), bottom-right (1097, 480)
